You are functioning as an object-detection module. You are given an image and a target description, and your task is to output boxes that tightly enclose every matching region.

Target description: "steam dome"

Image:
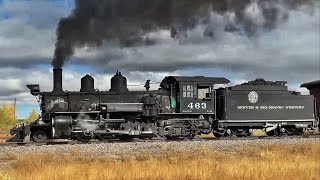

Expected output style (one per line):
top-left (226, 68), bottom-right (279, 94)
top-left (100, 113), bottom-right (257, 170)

top-left (110, 71), bottom-right (128, 92)
top-left (80, 74), bottom-right (94, 92)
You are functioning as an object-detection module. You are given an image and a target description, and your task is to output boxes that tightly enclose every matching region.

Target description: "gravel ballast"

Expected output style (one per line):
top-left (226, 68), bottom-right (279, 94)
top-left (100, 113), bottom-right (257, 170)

top-left (0, 138), bottom-right (319, 158)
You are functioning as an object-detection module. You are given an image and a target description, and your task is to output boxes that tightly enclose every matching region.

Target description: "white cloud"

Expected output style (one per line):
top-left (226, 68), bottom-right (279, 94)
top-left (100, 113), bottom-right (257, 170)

top-left (298, 88), bottom-right (310, 95)
top-left (244, 1), bottom-right (266, 26)
top-left (0, 0), bottom-right (72, 67)
top-left (0, 18), bottom-right (55, 60)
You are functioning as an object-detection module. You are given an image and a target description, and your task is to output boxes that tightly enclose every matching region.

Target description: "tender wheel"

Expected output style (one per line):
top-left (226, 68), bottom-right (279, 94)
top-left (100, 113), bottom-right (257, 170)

top-left (306, 128), bottom-right (315, 134)
top-left (236, 129), bottom-right (252, 137)
top-left (188, 133), bottom-right (195, 140)
top-left (288, 128), bottom-right (304, 136)
top-left (213, 133), bottom-right (222, 138)
top-left (212, 129), bottom-right (225, 138)
top-left (32, 130), bottom-right (48, 143)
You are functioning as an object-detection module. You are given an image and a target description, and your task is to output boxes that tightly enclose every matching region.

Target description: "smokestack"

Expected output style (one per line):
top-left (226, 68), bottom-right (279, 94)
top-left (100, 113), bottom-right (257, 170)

top-left (53, 69), bottom-right (63, 92)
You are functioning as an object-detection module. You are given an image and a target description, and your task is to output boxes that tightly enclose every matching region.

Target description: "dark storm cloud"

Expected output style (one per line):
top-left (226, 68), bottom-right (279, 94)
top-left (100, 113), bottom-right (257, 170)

top-left (0, 58), bottom-right (50, 68)
top-left (73, 2), bottom-right (319, 83)
top-left (52, 0), bottom-right (312, 68)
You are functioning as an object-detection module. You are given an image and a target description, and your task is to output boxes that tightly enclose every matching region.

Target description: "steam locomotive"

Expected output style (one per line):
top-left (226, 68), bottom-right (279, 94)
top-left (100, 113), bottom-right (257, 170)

top-left (8, 69), bottom-right (319, 143)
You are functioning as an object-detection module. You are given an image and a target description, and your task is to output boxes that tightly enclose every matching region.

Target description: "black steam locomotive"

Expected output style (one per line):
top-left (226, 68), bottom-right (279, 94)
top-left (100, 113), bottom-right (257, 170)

top-left (8, 69), bottom-right (319, 142)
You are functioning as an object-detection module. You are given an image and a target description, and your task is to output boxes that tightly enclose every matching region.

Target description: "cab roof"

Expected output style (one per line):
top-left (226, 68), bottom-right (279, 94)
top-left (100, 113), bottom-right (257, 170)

top-left (160, 76), bottom-right (230, 87)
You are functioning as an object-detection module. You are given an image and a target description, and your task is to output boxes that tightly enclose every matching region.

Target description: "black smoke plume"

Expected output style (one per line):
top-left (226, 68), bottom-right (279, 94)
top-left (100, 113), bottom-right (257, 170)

top-left (52, 0), bottom-right (311, 68)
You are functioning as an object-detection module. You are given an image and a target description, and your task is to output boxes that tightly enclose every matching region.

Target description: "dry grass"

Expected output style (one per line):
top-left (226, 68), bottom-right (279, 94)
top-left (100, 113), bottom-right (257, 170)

top-left (0, 134), bottom-right (10, 139)
top-left (0, 134), bottom-right (11, 144)
top-left (0, 143), bottom-right (319, 180)
top-left (252, 129), bottom-right (266, 136)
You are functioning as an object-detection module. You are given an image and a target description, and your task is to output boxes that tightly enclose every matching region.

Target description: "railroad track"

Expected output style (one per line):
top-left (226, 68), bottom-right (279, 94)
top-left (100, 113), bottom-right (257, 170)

top-left (1, 134), bottom-right (319, 147)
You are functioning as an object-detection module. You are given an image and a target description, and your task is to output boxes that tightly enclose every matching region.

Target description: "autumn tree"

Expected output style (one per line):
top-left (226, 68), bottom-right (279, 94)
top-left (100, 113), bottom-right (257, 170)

top-left (25, 109), bottom-right (39, 124)
top-left (0, 109), bottom-right (7, 132)
top-left (0, 104), bottom-right (17, 132)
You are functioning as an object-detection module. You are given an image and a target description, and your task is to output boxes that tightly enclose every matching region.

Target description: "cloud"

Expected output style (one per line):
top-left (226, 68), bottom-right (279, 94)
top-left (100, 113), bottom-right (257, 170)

top-left (0, 19), bottom-right (54, 67)
top-left (73, 2), bottom-right (319, 83)
top-left (0, 0), bottom-right (73, 28)
top-left (0, 0), bottom-right (73, 68)
top-left (0, 0), bottom-right (318, 84)
top-left (52, 0), bottom-right (314, 68)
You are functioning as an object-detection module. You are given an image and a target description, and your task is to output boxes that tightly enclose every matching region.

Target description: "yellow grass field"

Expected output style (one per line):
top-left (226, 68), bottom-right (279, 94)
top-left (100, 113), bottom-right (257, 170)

top-left (0, 142), bottom-right (319, 180)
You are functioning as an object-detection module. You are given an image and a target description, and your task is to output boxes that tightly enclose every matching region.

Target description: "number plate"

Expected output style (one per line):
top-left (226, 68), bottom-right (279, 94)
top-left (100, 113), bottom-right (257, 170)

top-left (181, 100), bottom-right (213, 113)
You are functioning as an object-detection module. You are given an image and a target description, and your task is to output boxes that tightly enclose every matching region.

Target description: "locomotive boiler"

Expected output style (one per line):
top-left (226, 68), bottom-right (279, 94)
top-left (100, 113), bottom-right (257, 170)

top-left (8, 69), bottom-right (319, 142)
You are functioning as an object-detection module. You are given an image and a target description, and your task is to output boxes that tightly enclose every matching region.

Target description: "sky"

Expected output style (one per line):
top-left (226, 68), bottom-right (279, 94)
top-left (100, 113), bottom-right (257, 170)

top-left (0, 0), bottom-right (319, 118)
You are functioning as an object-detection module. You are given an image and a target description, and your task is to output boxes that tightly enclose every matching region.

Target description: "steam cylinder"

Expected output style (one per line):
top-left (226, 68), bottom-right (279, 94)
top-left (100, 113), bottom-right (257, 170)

top-left (80, 74), bottom-right (95, 92)
top-left (110, 71), bottom-right (128, 92)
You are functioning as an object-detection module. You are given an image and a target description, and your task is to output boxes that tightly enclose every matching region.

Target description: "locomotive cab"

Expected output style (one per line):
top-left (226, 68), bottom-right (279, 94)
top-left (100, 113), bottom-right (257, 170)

top-left (160, 76), bottom-right (230, 114)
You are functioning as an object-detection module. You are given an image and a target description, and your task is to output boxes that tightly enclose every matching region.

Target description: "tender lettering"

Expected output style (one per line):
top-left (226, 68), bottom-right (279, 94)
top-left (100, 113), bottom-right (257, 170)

top-left (237, 106), bottom-right (254, 109)
top-left (268, 106), bottom-right (284, 109)
top-left (285, 106), bottom-right (304, 109)
top-left (237, 105), bottom-right (305, 110)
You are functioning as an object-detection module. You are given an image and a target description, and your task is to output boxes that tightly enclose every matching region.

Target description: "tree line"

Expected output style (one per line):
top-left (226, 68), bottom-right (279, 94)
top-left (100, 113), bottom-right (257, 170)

top-left (0, 104), bottom-right (38, 133)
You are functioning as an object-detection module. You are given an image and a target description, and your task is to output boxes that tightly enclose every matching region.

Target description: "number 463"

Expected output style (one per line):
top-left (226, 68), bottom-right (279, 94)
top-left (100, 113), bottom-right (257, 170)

top-left (188, 102), bottom-right (206, 109)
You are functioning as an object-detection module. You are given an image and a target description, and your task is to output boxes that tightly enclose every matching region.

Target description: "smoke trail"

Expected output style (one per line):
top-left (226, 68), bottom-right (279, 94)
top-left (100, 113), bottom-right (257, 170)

top-left (52, 0), bottom-right (312, 68)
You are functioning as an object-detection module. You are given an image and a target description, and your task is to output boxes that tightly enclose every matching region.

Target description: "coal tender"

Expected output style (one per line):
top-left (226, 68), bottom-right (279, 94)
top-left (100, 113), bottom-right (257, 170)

top-left (214, 79), bottom-right (317, 137)
top-left (7, 70), bottom-right (318, 142)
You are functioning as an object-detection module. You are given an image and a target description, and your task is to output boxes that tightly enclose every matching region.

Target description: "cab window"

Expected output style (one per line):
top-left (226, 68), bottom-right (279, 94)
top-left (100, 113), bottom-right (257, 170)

top-left (198, 86), bottom-right (210, 99)
top-left (183, 85), bottom-right (194, 98)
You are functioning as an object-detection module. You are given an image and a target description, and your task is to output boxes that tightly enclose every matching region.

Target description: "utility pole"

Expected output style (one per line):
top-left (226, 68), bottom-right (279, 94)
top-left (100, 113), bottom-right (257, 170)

top-left (13, 98), bottom-right (16, 120)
